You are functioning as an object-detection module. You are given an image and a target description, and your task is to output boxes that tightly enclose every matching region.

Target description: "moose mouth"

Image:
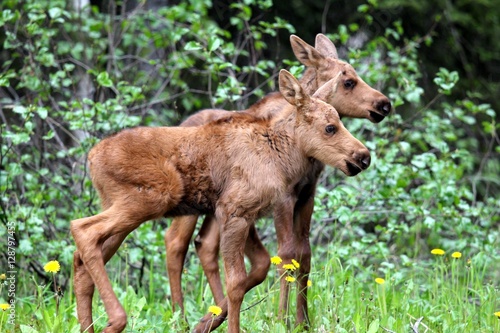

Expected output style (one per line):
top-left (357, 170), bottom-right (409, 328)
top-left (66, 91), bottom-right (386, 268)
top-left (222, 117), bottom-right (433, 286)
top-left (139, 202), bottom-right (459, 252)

top-left (369, 110), bottom-right (386, 123)
top-left (346, 160), bottom-right (362, 176)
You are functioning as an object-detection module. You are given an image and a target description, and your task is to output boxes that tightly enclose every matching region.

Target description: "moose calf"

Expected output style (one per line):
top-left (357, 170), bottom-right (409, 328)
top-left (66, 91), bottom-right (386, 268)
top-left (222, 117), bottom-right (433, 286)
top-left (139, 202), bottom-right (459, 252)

top-left (71, 70), bottom-right (370, 333)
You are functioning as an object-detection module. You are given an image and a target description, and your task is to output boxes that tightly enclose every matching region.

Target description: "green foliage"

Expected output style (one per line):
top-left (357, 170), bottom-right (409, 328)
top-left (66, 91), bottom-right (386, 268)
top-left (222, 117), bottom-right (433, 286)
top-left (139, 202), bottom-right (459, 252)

top-left (311, 11), bottom-right (500, 314)
top-left (0, 0), bottom-right (498, 332)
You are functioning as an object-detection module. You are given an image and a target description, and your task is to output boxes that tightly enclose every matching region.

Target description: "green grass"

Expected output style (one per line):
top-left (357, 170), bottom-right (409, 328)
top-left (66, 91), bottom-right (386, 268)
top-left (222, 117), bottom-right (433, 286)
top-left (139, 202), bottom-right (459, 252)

top-left (2, 237), bottom-right (499, 333)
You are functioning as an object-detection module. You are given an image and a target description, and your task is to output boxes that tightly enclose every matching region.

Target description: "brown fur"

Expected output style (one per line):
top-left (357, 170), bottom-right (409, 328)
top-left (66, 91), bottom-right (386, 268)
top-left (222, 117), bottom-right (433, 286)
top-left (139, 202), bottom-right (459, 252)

top-left (164, 34), bottom-right (391, 330)
top-left (71, 70), bottom-right (371, 333)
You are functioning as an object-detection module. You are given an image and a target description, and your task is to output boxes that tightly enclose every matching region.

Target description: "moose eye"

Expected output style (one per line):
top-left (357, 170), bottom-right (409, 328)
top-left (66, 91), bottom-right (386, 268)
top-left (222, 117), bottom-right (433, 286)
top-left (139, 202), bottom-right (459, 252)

top-left (325, 124), bottom-right (337, 135)
top-left (344, 79), bottom-right (356, 89)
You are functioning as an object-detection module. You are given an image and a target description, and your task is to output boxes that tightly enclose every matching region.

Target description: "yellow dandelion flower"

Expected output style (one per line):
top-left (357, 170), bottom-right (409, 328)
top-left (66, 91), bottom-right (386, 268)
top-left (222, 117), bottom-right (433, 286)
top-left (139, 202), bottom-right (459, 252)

top-left (375, 278), bottom-right (385, 285)
top-left (451, 252), bottom-right (462, 259)
top-left (307, 279), bottom-right (312, 287)
top-left (494, 311), bottom-right (500, 318)
top-left (44, 260), bottom-right (60, 273)
top-left (0, 303), bottom-right (9, 311)
top-left (0, 274), bottom-right (6, 280)
top-left (285, 276), bottom-right (296, 283)
top-left (291, 259), bottom-right (300, 269)
top-left (283, 263), bottom-right (297, 271)
top-left (270, 256), bottom-right (282, 265)
top-left (208, 305), bottom-right (222, 316)
top-left (431, 248), bottom-right (445, 256)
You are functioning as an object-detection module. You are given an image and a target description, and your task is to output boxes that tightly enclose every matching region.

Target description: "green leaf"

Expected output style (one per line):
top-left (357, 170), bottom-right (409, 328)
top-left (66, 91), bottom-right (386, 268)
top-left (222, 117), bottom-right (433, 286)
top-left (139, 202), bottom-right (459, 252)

top-left (405, 87), bottom-right (423, 103)
top-left (13, 105), bottom-right (28, 115)
top-left (0, 9), bottom-right (17, 27)
top-left (42, 129), bottom-right (55, 140)
top-left (97, 72), bottom-right (113, 87)
top-left (433, 67), bottom-right (459, 95)
top-left (48, 7), bottom-right (63, 20)
top-left (185, 41), bottom-right (202, 51)
top-left (367, 319), bottom-right (380, 333)
top-left (36, 107), bottom-right (48, 119)
top-left (19, 239), bottom-right (34, 254)
top-left (20, 325), bottom-right (39, 333)
top-left (357, 4), bottom-right (370, 13)
top-left (208, 37), bottom-right (222, 52)
top-left (0, 76), bottom-right (10, 86)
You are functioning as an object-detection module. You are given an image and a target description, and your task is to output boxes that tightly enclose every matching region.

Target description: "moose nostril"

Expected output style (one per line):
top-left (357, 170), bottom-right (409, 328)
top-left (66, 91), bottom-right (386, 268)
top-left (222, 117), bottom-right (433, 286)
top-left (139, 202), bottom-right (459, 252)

top-left (378, 100), bottom-right (391, 116)
top-left (360, 154), bottom-right (371, 169)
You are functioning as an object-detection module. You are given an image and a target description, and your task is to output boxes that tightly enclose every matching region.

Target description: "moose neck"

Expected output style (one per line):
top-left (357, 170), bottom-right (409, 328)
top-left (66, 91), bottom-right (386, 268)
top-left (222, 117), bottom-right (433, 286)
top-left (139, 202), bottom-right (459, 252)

top-left (265, 106), bottom-right (311, 182)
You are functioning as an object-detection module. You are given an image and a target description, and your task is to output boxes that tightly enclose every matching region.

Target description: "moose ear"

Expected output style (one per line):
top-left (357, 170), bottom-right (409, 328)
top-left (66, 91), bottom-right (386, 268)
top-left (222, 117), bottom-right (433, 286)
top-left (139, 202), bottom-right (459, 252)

top-left (315, 34), bottom-right (338, 59)
top-left (312, 72), bottom-right (341, 102)
top-left (279, 69), bottom-right (309, 108)
top-left (290, 35), bottom-right (325, 68)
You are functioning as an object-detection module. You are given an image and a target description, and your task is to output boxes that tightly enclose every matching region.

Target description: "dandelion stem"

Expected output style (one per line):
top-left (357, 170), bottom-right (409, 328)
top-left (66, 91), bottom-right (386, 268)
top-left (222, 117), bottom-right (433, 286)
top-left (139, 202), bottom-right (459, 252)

top-left (377, 284), bottom-right (387, 317)
top-left (53, 273), bottom-right (60, 316)
top-left (1, 309), bottom-right (5, 330)
top-left (208, 317), bottom-right (215, 332)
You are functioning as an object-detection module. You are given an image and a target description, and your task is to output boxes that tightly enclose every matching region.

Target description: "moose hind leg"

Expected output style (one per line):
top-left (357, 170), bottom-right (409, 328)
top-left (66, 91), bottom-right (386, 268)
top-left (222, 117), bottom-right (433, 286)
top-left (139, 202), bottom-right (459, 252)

top-left (71, 212), bottom-right (128, 332)
top-left (244, 225), bottom-right (271, 290)
top-left (74, 231), bottom-right (131, 333)
top-left (195, 214), bottom-right (225, 304)
top-left (71, 201), bottom-right (166, 332)
top-left (74, 250), bottom-right (96, 333)
top-left (165, 214), bottom-right (198, 313)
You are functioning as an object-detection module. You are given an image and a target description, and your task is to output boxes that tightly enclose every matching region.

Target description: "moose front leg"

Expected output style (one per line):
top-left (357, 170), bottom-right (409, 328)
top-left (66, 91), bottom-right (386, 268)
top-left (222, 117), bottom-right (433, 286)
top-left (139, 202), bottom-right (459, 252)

top-left (272, 196), bottom-right (297, 325)
top-left (193, 205), bottom-right (251, 333)
top-left (293, 193), bottom-right (315, 328)
top-left (220, 213), bottom-right (250, 333)
top-left (192, 224), bottom-right (269, 333)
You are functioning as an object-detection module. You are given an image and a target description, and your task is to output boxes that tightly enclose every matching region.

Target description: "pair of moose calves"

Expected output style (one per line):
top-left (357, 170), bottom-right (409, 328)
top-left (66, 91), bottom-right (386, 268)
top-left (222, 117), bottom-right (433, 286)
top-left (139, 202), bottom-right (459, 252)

top-left (71, 34), bottom-right (391, 333)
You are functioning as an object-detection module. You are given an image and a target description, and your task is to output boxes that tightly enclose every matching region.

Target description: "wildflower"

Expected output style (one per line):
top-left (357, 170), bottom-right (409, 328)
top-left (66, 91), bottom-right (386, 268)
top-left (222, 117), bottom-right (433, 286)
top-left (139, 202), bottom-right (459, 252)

top-left (451, 252), bottom-right (462, 259)
top-left (44, 260), bottom-right (60, 273)
top-left (0, 303), bottom-right (9, 311)
top-left (291, 259), bottom-right (300, 269)
top-left (495, 311), bottom-right (500, 319)
top-left (431, 248), bottom-right (445, 256)
top-left (0, 274), bottom-right (5, 280)
top-left (283, 263), bottom-right (297, 271)
top-left (270, 256), bottom-right (282, 265)
top-left (208, 305), bottom-right (222, 316)
top-left (375, 278), bottom-right (385, 285)
top-left (285, 276), bottom-right (296, 283)
top-left (307, 280), bottom-right (312, 287)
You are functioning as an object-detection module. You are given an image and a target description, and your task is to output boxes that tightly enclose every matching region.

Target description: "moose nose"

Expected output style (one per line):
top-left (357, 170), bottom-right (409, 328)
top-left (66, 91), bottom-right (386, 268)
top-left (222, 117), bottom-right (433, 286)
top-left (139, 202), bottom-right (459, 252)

top-left (376, 99), bottom-right (392, 116)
